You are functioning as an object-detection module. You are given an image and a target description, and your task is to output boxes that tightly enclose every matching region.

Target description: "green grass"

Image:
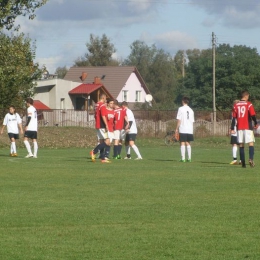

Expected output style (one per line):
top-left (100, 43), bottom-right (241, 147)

top-left (0, 138), bottom-right (260, 259)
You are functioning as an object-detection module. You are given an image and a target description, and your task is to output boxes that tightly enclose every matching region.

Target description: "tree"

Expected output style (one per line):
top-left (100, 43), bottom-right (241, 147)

top-left (55, 66), bottom-right (68, 79)
top-left (0, 32), bottom-right (42, 109)
top-left (176, 45), bottom-right (260, 110)
top-left (124, 40), bottom-right (178, 108)
top-left (73, 34), bottom-right (118, 67)
top-left (0, 0), bottom-right (47, 30)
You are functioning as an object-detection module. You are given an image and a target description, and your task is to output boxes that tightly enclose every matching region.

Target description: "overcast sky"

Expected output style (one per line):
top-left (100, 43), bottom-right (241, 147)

top-left (13, 0), bottom-right (260, 73)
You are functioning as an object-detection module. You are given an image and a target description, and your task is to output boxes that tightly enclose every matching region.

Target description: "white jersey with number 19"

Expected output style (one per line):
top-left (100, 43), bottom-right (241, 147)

top-left (27, 106), bottom-right (38, 131)
top-left (176, 105), bottom-right (194, 134)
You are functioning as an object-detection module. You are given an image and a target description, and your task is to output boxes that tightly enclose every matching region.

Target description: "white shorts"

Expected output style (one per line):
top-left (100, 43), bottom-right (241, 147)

top-left (97, 129), bottom-right (114, 142)
top-left (113, 130), bottom-right (126, 140)
top-left (237, 130), bottom-right (255, 144)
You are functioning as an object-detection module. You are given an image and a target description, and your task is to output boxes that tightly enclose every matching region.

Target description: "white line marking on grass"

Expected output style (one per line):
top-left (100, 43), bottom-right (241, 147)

top-left (8, 158), bottom-right (25, 163)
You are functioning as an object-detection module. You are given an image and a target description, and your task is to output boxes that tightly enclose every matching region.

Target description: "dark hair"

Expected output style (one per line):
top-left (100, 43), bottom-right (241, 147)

top-left (182, 97), bottom-right (189, 104)
top-left (121, 101), bottom-right (128, 107)
top-left (241, 90), bottom-right (249, 98)
top-left (114, 100), bottom-right (119, 106)
top-left (26, 97), bottom-right (34, 105)
top-left (9, 105), bottom-right (15, 109)
top-left (107, 98), bottom-right (114, 104)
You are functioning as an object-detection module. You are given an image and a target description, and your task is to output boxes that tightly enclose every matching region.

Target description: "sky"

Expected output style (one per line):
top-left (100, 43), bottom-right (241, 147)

top-left (12, 0), bottom-right (260, 73)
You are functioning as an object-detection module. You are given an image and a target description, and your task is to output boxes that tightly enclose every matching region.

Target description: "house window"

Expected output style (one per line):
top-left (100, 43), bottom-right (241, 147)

top-left (60, 98), bottom-right (65, 109)
top-left (122, 90), bottom-right (128, 102)
top-left (135, 91), bottom-right (141, 102)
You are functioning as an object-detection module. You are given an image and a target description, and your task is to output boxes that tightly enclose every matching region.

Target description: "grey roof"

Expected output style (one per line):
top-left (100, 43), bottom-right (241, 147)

top-left (64, 66), bottom-right (150, 99)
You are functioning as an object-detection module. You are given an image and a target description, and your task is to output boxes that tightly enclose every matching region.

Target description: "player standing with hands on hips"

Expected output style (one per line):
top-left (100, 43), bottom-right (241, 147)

top-left (175, 97), bottom-right (195, 162)
top-left (231, 90), bottom-right (258, 168)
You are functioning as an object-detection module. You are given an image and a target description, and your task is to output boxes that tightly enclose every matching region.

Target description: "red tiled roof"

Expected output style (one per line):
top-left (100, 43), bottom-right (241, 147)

top-left (34, 100), bottom-right (51, 110)
top-left (64, 66), bottom-right (151, 99)
top-left (69, 84), bottom-right (102, 94)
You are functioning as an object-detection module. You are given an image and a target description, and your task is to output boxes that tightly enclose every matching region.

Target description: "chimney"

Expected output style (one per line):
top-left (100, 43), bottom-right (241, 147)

top-left (94, 76), bottom-right (101, 84)
top-left (81, 72), bottom-right (87, 81)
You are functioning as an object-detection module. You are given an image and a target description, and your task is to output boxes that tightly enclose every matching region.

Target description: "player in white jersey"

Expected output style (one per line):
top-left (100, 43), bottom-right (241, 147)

top-left (175, 97), bottom-right (195, 162)
top-left (24, 98), bottom-right (38, 158)
top-left (230, 100), bottom-right (241, 165)
top-left (121, 101), bottom-right (142, 160)
top-left (0, 106), bottom-right (23, 156)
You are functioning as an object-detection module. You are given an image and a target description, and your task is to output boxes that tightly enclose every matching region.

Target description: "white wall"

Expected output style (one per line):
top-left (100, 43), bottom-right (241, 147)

top-left (116, 72), bottom-right (147, 103)
top-left (34, 79), bottom-right (79, 109)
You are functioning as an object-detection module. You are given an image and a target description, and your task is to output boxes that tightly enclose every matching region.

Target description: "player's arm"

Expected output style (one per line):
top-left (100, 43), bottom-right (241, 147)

top-left (0, 125), bottom-right (5, 135)
top-left (124, 115), bottom-right (129, 130)
top-left (175, 119), bottom-right (181, 132)
top-left (230, 117), bottom-right (236, 132)
top-left (1, 115), bottom-right (7, 134)
top-left (248, 103), bottom-right (258, 128)
top-left (251, 115), bottom-right (258, 128)
top-left (25, 114), bottom-right (32, 131)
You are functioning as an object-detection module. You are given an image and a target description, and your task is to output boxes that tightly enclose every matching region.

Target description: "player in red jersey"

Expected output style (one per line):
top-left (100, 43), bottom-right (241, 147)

top-left (90, 94), bottom-right (111, 163)
top-left (113, 100), bottom-right (129, 159)
top-left (231, 90), bottom-right (258, 168)
top-left (103, 98), bottom-right (115, 159)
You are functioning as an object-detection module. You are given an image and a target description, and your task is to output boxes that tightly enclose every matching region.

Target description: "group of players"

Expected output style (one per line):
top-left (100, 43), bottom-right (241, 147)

top-left (89, 94), bottom-right (142, 163)
top-left (0, 98), bottom-right (38, 158)
top-left (229, 90), bottom-right (259, 168)
top-left (0, 90), bottom-right (258, 168)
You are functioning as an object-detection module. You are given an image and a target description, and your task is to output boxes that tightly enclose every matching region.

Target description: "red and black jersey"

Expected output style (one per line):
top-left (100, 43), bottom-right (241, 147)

top-left (95, 101), bottom-right (107, 129)
top-left (106, 108), bottom-right (115, 132)
top-left (232, 100), bottom-right (256, 130)
top-left (114, 107), bottom-right (126, 130)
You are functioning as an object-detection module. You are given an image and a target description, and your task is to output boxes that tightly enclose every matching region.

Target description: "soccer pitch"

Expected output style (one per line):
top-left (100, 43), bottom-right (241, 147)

top-left (1, 139), bottom-right (260, 260)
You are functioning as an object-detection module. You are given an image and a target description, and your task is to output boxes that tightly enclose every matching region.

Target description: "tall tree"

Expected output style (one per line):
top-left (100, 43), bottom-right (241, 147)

top-left (176, 45), bottom-right (260, 110)
top-left (124, 41), bottom-right (177, 107)
top-left (0, 0), bottom-right (47, 30)
top-left (74, 34), bottom-right (118, 67)
top-left (0, 32), bottom-right (42, 109)
top-left (55, 66), bottom-right (68, 79)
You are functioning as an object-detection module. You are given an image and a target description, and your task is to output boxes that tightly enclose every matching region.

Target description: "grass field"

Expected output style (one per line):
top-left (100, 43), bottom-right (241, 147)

top-left (1, 138), bottom-right (260, 260)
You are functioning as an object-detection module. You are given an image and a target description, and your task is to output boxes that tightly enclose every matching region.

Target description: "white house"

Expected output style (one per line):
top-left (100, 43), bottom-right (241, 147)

top-left (34, 66), bottom-right (151, 110)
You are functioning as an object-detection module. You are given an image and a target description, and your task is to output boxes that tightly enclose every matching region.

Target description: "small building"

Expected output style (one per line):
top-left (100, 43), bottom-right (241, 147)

top-left (34, 66), bottom-right (151, 110)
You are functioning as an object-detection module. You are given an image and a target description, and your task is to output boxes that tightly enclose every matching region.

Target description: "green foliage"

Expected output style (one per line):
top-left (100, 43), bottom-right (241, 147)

top-left (0, 32), bottom-right (42, 108)
top-left (0, 0), bottom-right (47, 30)
top-left (176, 45), bottom-right (260, 110)
top-left (124, 41), bottom-right (178, 108)
top-left (74, 34), bottom-right (119, 67)
top-left (55, 66), bottom-right (68, 79)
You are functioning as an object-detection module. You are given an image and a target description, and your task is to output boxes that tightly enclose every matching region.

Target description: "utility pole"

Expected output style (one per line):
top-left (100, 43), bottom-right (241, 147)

top-left (212, 32), bottom-right (216, 135)
top-left (182, 50), bottom-right (185, 78)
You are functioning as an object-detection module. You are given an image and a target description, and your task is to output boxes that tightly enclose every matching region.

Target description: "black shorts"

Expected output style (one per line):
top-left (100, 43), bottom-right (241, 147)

top-left (230, 135), bottom-right (239, 145)
top-left (179, 133), bottom-right (194, 142)
top-left (24, 131), bottom-right (37, 139)
top-left (125, 133), bottom-right (137, 142)
top-left (8, 133), bottom-right (19, 140)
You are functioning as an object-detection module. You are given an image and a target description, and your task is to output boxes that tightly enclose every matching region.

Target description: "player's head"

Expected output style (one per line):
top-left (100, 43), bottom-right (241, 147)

top-left (100, 93), bottom-right (107, 103)
top-left (107, 98), bottom-right (114, 109)
top-left (182, 97), bottom-right (190, 105)
top-left (241, 90), bottom-right (249, 101)
top-left (114, 100), bottom-right (119, 108)
top-left (26, 98), bottom-right (34, 106)
top-left (9, 105), bottom-right (15, 114)
top-left (121, 101), bottom-right (128, 108)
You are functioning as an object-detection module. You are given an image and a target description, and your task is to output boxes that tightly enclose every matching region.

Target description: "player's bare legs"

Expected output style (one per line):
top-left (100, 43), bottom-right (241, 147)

top-left (126, 140), bottom-right (143, 159)
top-left (180, 141), bottom-right (191, 162)
top-left (10, 137), bottom-right (17, 156)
